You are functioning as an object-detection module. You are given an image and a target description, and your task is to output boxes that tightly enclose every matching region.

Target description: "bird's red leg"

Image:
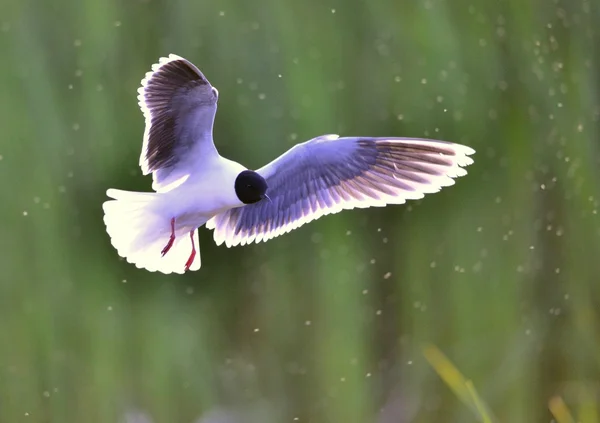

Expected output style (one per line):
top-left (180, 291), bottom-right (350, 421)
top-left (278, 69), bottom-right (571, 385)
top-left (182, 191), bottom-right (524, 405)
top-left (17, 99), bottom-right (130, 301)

top-left (161, 218), bottom-right (176, 257)
top-left (184, 230), bottom-right (196, 271)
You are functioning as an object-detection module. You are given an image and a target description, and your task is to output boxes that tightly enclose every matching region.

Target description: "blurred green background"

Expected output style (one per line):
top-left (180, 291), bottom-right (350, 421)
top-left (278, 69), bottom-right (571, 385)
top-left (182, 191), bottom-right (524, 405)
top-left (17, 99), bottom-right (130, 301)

top-left (1, 0), bottom-right (599, 421)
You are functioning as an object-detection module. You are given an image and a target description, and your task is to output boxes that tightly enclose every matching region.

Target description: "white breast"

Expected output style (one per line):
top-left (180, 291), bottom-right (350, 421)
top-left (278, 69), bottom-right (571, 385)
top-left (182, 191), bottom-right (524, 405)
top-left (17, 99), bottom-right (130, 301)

top-left (160, 155), bottom-right (246, 221)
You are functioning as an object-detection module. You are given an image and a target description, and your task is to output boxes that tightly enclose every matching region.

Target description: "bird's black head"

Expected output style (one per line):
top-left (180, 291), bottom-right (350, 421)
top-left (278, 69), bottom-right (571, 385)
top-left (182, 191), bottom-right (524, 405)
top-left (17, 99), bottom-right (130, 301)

top-left (235, 170), bottom-right (268, 204)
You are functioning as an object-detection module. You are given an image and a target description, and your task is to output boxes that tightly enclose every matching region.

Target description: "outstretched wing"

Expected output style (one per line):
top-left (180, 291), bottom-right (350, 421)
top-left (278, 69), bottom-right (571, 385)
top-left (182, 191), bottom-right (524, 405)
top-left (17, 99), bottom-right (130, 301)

top-left (206, 135), bottom-right (475, 247)
top-left (137, 54), bottom-right (220, 192)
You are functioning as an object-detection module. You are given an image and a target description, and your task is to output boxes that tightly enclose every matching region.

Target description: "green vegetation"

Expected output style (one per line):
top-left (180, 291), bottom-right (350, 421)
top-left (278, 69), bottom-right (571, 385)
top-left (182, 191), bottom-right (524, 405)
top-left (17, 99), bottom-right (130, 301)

top-left (0, 0), bottom-right (599, 421)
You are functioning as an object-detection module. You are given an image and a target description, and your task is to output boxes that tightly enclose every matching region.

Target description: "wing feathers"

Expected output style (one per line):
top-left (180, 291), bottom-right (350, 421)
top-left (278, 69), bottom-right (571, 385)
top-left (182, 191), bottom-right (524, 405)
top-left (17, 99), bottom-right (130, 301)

top-left (137, 54), bottom-right (219, 192)
top-left (206, 136), bottom-right (475, 247)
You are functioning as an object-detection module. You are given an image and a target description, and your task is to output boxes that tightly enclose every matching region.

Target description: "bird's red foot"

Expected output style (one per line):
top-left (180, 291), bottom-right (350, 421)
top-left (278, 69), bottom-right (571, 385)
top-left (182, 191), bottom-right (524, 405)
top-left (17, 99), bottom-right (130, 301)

top-left (184, 230), bottom-right (196, 271)
top-left (161, 217), bottom-right (176, 257)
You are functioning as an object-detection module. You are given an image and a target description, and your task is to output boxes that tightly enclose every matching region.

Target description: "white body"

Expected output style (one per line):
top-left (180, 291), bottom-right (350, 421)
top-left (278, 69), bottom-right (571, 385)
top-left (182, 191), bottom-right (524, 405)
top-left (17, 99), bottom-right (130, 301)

top-left (103, 156), bottom-right (245, 274)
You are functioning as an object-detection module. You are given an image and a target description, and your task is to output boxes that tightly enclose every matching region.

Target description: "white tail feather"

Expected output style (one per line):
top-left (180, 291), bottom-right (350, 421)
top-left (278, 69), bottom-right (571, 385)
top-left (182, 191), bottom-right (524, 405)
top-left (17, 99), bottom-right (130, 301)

top-left (102, 189), bottom-right (201, 274)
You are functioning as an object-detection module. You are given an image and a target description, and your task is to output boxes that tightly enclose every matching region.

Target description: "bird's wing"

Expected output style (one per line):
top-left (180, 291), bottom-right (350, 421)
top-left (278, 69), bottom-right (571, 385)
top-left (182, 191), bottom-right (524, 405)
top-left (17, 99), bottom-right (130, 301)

top-left (206, 135), bottom-right (475, 247)
top-left (137, 54), bottom-right (220, 192)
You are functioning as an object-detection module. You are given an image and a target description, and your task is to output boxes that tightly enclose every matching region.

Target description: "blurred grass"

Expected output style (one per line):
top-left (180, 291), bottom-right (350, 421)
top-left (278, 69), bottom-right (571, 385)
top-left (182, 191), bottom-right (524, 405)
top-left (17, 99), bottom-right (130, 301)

top-left (0, 0), bottom-right (600, 421)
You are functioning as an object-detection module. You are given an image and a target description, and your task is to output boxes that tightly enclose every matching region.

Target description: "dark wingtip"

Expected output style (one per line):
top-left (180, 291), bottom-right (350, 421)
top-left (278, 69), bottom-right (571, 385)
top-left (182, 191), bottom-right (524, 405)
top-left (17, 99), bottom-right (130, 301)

top-left (140, 55), bottom-right (210, 103)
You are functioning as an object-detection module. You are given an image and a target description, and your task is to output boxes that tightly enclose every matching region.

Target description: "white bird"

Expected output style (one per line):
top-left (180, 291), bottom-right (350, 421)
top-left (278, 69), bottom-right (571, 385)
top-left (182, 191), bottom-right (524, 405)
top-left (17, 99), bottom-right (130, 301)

top-left (102, 54), bottom-right (475, 274)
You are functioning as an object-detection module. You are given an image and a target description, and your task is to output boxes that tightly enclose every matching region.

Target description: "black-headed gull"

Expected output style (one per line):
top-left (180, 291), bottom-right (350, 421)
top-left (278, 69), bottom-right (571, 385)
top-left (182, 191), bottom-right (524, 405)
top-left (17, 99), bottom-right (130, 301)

top-left (103, 54), bottom-right (475, 274)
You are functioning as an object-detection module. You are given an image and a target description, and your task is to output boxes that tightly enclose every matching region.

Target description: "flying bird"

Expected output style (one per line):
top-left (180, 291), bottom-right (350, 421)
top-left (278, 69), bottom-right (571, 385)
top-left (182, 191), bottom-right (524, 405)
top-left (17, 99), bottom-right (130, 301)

top-left (102, 54), bottom-right (475, 274)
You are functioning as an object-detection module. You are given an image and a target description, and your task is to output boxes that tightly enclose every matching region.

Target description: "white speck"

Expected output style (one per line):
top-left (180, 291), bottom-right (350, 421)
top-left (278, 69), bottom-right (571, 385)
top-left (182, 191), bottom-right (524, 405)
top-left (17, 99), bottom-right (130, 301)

top-left (253, 328), bottom-right (260, 332)
top-left (68, 84), bottom-right (73, 90)
top-left (430, 261), bottom-right (436, 268)
top-left (340, 377), bottom-right (346, 382)
top-left (555, 268), bottom-right (560, 274)
top-left (219, 10), bottom-right (225, 16)
top-left (383, 272), bottom-right (392, 279)
top-left (304, 320), bottom-right (311, 326)
top-left (122, 279), bottom-right (127, 283)
top-left (375, 310), bottom-right (382, 315)
top-left (277, 74), bottom-right (282, 78)
top-left (331, 8), bottom-right (336, 13)
top-left (564, 294), bottom-right (569, 300)
top-left (370, 259), bottom-right (376, 264)
top-left (396, 114), bottom-right (404, 121)
top-left (346, 230), bottom-right (352, 235)
top-left (107, 306), bottom-right (113, 311)
top-left (394, 76), bottom-right (401, 82)
top-left (43, 391), bottom-right (50, 397)
top-left (258, 93), bottom-right (266, 100)
top-left (407, 360), bottom-right (413, 365)
top-left (366, 372), bottom-right (372, 377)
top-left (421, 78), bottom-right (427, 84)
top-left (22, 211), bottom-right (28, 216)
top-left (362, 289), bottom-right (368, 295)
top-left (477, 227), bottom-right (483, 232)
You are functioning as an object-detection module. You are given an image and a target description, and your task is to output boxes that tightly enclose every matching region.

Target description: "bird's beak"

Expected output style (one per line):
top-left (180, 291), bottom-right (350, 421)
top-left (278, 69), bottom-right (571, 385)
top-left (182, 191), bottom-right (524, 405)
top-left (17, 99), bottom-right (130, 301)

top-left (262, 193), bottom-right (272, 203)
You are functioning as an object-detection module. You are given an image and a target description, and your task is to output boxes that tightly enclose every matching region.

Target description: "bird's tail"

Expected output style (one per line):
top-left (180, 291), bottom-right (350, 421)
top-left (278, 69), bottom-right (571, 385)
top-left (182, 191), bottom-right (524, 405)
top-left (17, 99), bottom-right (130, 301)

top-left (102, 189), bottom-right (201, 274)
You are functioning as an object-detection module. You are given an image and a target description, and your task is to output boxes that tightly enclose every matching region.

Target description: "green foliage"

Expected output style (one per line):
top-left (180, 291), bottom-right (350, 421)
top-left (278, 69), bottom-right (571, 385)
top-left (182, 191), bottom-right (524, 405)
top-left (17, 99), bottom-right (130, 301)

top-left (0, 0), bottom-right (599, 421)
